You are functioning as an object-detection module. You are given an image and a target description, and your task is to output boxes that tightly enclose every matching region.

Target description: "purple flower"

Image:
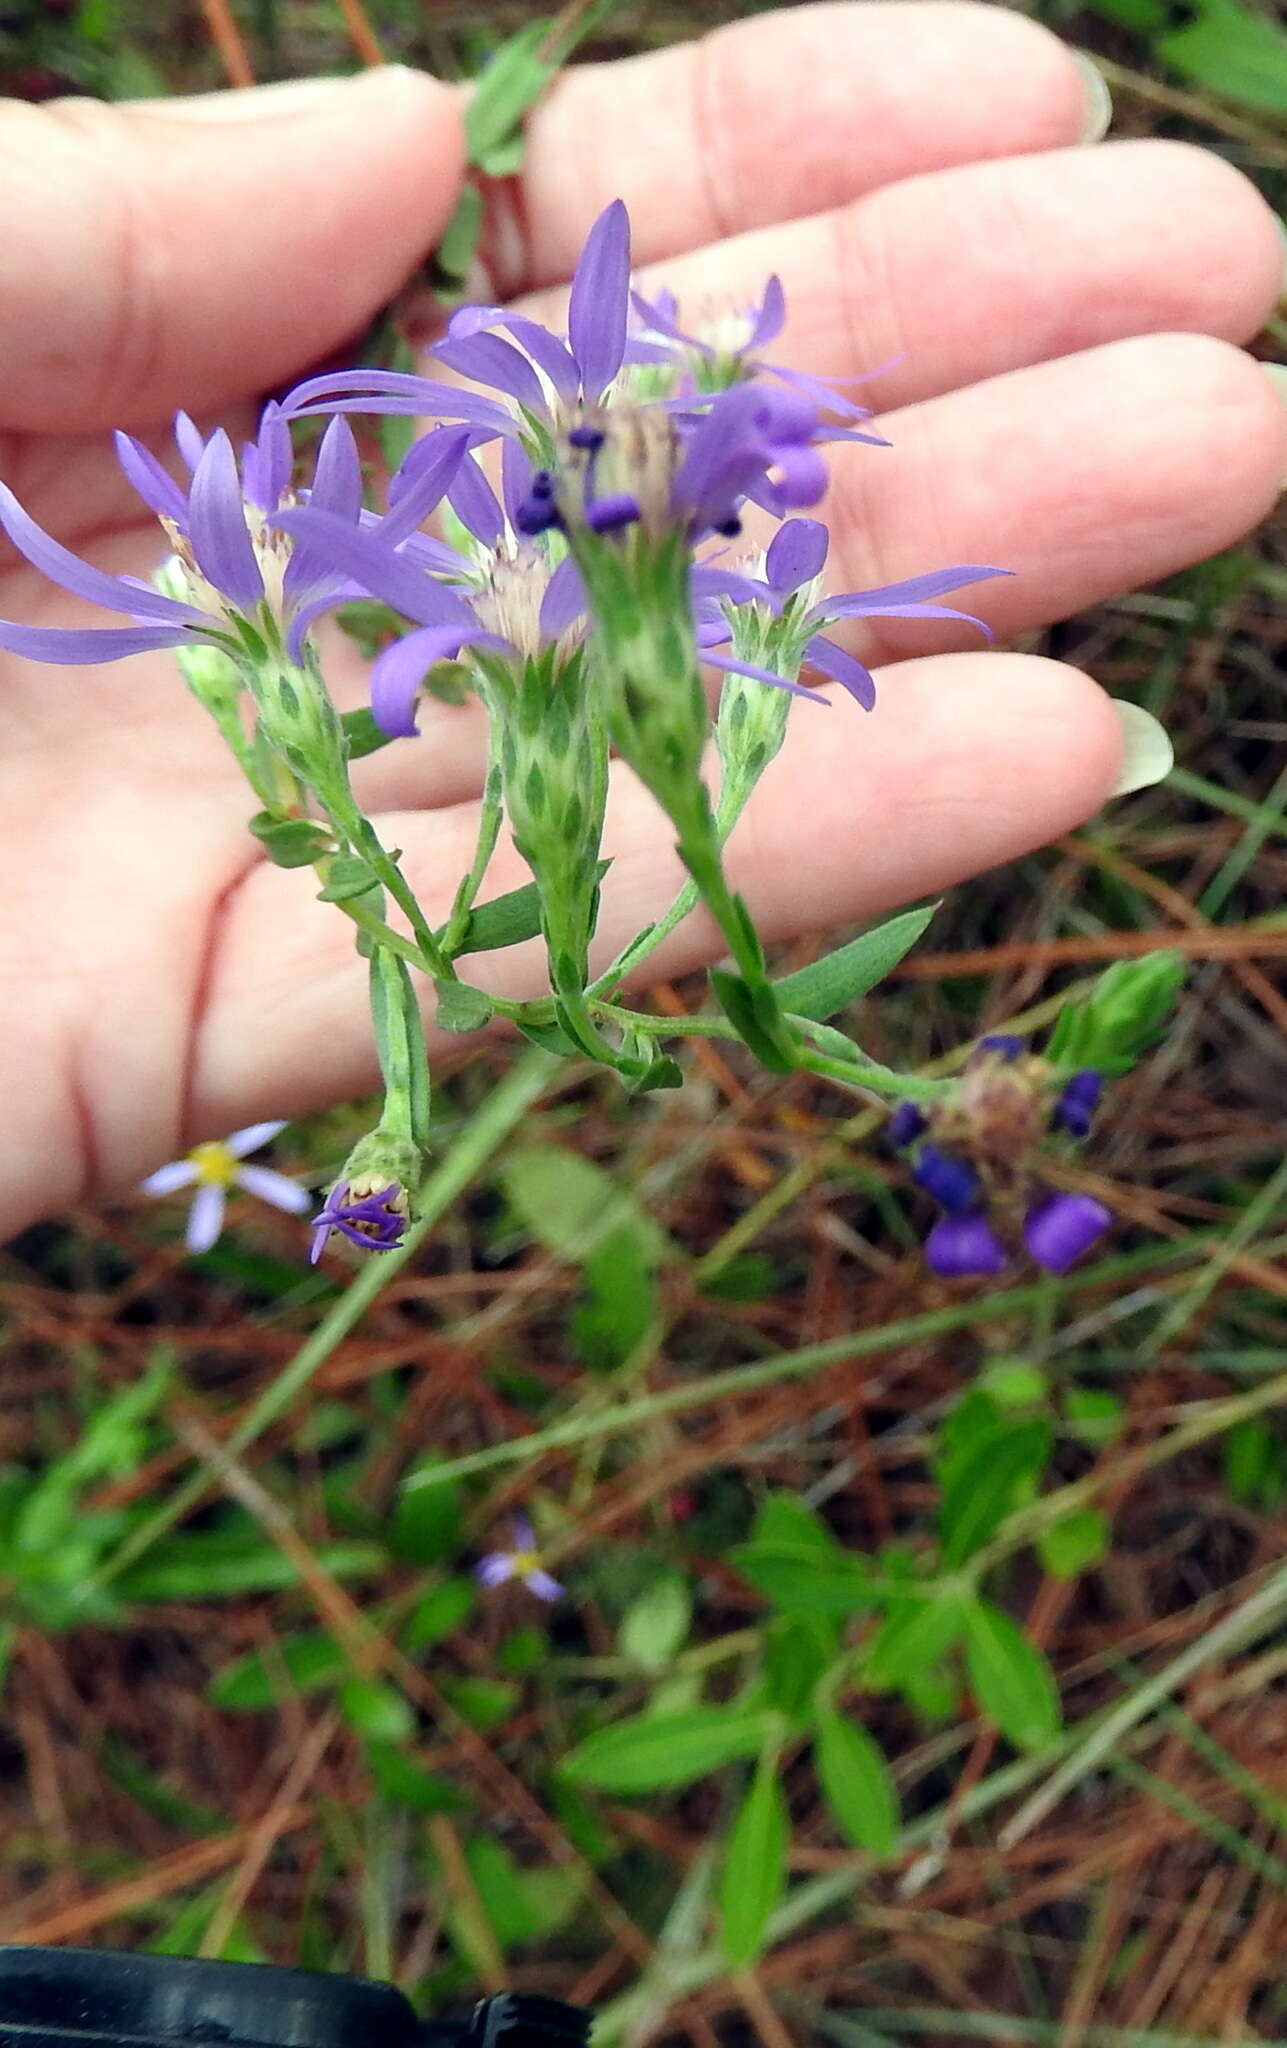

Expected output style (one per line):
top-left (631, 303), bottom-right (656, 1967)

top-left (887, 1102), bottom-right (927, 1148)
top-left (976, 1034), bottom-right (1025, 1062)
top-left (434, 200), bottom-right (632, 415)
top-left (925, 1213), bottom-right (1009, 1278)
top-left (1051, 1070), bottom-right (1104, 1138)
top-left (0, 407), bottom-right (397, 672)
top-left (475, 1516), bottom-right (564, 1603)
top-left (139, 1121), bottom-right (310, 1254)
top-left (310, 1180), bottom-right (408, 1262)
top-left (912, 1145), bottom-right (982, 1215)
top-left (1023, 1192), bottom-right (1112, 1273)
top-left (629, 275), bottom-right (881, 427)
top-left (704, 516), bottom-right (1010, 710)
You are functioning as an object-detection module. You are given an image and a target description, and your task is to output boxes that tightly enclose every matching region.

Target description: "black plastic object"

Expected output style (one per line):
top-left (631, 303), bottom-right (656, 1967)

top-left (0, 1950), bottom-right (592, 2048)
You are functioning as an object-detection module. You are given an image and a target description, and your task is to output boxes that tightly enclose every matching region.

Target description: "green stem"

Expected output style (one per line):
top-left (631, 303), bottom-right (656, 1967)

top-left (442, 722), bottom-right (505, 957)
top-left (89, 1048), bottom-right (559, 1592)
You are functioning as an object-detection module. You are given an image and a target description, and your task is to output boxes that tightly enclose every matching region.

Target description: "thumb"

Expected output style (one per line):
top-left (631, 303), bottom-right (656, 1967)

top-left (0, 67), bottom-right (465, 434)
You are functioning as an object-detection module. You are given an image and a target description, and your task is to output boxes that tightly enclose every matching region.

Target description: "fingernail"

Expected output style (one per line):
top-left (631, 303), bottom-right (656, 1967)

top-left (1073, 50), bottom-right (1113, 144)
top-left (1263, 362), bottom-right (1287, 487)
top-left (1109, 701), bottom-right (1173, 798)
top-left (153, 66), bottom-right (418, 121)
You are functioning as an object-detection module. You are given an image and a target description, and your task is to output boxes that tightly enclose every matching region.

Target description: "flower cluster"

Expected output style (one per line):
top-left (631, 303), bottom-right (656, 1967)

top-left (890, 1037), bottom-right (1112, 1278)
top-left (0, 194), bottom-right (1017, 1265)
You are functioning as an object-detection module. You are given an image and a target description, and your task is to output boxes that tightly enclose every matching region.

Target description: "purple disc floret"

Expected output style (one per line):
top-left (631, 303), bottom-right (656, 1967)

top-left (1023, 1192), bottom-right (1112, 1273)
top-left (310, 1181), bottom-right (407, 1262)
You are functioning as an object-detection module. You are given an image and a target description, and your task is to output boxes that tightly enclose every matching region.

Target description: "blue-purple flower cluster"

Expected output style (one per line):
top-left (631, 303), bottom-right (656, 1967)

top-left (890, 1037), bottom-right (1112, 1278)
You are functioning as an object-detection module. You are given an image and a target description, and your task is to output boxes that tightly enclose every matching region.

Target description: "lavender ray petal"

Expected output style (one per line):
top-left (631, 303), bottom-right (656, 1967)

top-left (690, 565), bottom-right (774, 609)
top-left (0, 483), bottom-right (204, 624)
top-left (1023, 1193), bottom-right (1112, 1274)
top-left (173, 411), bottom-right (207, 471)
top-left (395, 529), bottom-right (471, 577)
top-left (434, 331), bottom-right (546, 415)
top-left (476, 1554), bottom-right (516, 1588)
top-left (113, 433), bottom-right (190, 523)
top-left (383, 425), bottom-right (477, 545)
top-left (283, 418), bottom-right (364, 607)
top-left (568, 198), bottom-right (631, 397)
top-left (369, 623), bottom-right (499, 738)
top-left (248, 402), bottom-right (292, 512)
top-left (629, 287), bottom-right (692, 345)
top-left (526, 1569), bottom-right (565, 1603)
top-left (446, 303), bottom-right (510, 339)
top-left (139, 1159), bottom-right (199, 1197)
top-left (764, 442), bottom-right (829, 512)
top-left (766, 361), bottom-right (876, 420)
top-left (279, 369), bottom-right (516, 437)
top-left (225, 1119), bottom-right (287, 1157)
top-left (801, 634), bottom-right (876, 709)
top-left (447, 453), bottom-right (505, 549)
top-left (495, 314), bottom-right (581, 400)
top-left (821, 566), bottom-right (1011, 615)
top-left (538, 556), bottom-right (587, 641)
top-left (765, 516), bottom-right (829, 595)
top-left (234, 1164), bottom-right (312, 1215)
top-left (747, 274), bottom-right (788, 349)
top-left (513, 1515), bottom-right (536, 1551)
top-left (271, 507), bottom-right (477, 630)
top-left (0, 620), bottom-right (202, 664)
top-left (185, 1183), bottom-right (226, 1255)
top-left (188, 430), bottom-right (265, 610)
top-left (925, 1213), bottom-right (1009, 1278)
top-left (500, 437), bottom-right (537, 530)
top-left (703, 649), bottom-right (829, 704)
top-left (285, 582), bottom-right (366, 666)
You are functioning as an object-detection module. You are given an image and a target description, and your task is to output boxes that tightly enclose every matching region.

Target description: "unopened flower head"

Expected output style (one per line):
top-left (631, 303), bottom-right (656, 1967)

top-left (475, 1516), bottom-right (564, 1603)
top-left (888, 1037), bottom-right (1111, 1277)
top-left (309, 1127), bottom-right (422, 1263)
top-left (139, 1121), bottom-right (310, 1254)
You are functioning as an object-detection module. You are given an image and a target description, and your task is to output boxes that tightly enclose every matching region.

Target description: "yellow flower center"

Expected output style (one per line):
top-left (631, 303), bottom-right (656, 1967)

top-left (189, 1140), bottom-right (239, 1188)
top-left (512, 1550), bottom-right (541, 1577)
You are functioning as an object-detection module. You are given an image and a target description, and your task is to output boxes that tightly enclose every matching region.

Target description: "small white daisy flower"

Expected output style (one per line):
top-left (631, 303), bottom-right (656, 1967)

top-left (139, 1121), bottom-right (310, 1253)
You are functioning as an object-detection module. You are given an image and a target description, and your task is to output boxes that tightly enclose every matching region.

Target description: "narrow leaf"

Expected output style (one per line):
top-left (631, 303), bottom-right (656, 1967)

top-left (771, 905), bottom-right (936, 1020)
top-left (720, 1754), bottom-right (788, 1967)
top-left (561, 1707), bottom-right (779, 1792)
top-left (815, 1711), bottom-right (899, 1858)
top-left (963, 1599), bottom-right (1061, 1751)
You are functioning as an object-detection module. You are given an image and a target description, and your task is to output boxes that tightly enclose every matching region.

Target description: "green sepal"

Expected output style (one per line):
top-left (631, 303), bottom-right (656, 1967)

top-left (248, 811), bottom-right (333, 870)
top-left (316, 853), bottom-right (382, 904)
top-left (434, 979), bottom-right (495, 1035)
top-left (710, 970), bottom-right (797, 1074)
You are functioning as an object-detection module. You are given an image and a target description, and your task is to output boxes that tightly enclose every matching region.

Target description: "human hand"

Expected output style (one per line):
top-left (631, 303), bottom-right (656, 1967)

top-left (1, 3), bottom-right (1284, 1243)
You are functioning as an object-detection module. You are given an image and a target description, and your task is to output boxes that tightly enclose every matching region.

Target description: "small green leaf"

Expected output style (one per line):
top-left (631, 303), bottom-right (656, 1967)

top-left (1223, 1417), bottom-right (1284, 1507)
top-left (340, 1677), bottom-right (416, 1743)
top-left (1064, 1387), bottom-right (1125, 1446)
top-left (752, 1493), bottom-right (840, 1555)
top-left (464, 19), bottom-right (553, 164)
top-left (619, 1575), bottom-right (692, 1671)
top-left (732, 1542), bottom-right (877, 1617)
top-left (403, 1577), bottom-right (475, 1651)
top-left (366, 1743), bottom-right (465, 1814)
top-left (209, 1632), bottom-right (348, 1711)
top-left (814, 1711), bottom-right (899, 1858)
top-left (1157, 0), bottom-right (1287, 112)
top-left (864, 1593), bottom-right (969, 1691)
top-left (440, 1675), bottom-right (520, 1731)
top-left (771, 905), bottom-right (936, 1020)
top-left (502, 1143), bottom-right (673, 1267)
top-left (938, 1419), bottom-right (1052, 1568)
top-left (963, 1599), bottom-right (1061, 1751)
top-left (454, 862), bottom-right (610, 957)
top-left (573, 1225), bottom-right (657, 1370)
top-left (316, 853), bottom-right (381, 904)
top-left (340, 707), bottom-right (397, 760)
top-left (720, 1753), bottom-right (788, 1967)
top-left (392, 1458), bottom-right (460, 1565)
top-left (711, 967), bottom-right (796, 1072)
top-left (561, 1707), bottom-right (779, 1793)
top-left (247, 811), bottom-right (332, 869)
top-left (764, 1615), bottom-right (838, 1717)
top-left (1037, 1509), bottom-right (1111, 1581)
top-left (434, 979), bottom-right (495, 1034)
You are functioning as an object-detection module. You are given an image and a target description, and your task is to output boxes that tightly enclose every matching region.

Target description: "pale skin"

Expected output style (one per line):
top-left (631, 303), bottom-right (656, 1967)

top-left (1, 1), bottom-right (1285, 1243)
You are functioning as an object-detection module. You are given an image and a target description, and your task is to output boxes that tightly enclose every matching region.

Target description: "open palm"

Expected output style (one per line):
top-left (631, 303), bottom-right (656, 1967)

top-left (2, 2), bottom-right (1284, 1243)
